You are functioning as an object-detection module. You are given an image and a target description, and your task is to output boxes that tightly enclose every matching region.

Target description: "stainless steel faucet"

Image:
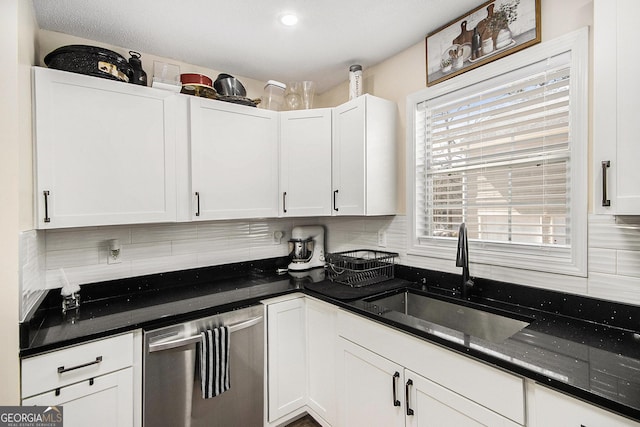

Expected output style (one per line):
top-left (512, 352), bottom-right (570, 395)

top-left (456, 223), bottom-right (474, 298)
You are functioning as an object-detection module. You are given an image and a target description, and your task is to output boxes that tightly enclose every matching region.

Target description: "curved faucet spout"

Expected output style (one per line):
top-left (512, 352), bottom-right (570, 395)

top-left (456, 223), bottom-right (474, 297)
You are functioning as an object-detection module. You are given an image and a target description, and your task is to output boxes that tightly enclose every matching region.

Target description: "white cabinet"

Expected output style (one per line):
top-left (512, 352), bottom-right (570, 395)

top-left (594, 0), bottom-right (640, 214)
top-left (337, 310), bottom-right (525, 426)
top-left (405, 369), bottom-right (520, 427)
top-left (337, 338), bottom-right (519, 427)
top-left (265, 296), bottom-right (337, 426)
top-left (332, 94), bottom-right (397, 216)
top-left (306, 298), bottom-right (337, 425)
top-left (280, 109), bottom-right (332, 217)
top-left (529, 383), bottom-right (640, 427)
top-left (22, 368), bottom-right (133, 427)
top-left (21, 332), bottom-right (138, 427)
top-left (33, 67), bottom-right (177, 228)
top-left (267, 296), bottom-right (307, 422)
top-left (189, 97), bottom-right (279, 220)
top-left (337, 338), bottom-right (405, 427)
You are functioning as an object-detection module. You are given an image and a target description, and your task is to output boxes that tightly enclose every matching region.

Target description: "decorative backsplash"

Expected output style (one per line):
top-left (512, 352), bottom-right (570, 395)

top-left (18, 214), bottom-right (640, 320)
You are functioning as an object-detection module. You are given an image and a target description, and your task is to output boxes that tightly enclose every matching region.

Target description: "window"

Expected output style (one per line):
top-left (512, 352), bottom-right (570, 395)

top-left (408, 29), bottom-right (587, 276)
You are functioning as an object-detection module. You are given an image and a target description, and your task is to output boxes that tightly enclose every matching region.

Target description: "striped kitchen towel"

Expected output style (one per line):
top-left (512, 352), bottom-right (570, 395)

top-left (200, 326), bottom-right (230, 399)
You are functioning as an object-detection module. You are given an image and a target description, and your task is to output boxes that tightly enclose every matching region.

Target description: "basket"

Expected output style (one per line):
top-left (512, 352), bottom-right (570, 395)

top-left (326, 250), bottom-right (398, 288)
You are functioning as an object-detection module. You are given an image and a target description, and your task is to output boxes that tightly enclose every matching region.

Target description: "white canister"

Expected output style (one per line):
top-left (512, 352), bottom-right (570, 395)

top-left (349, 64), bottom-right (363, 100)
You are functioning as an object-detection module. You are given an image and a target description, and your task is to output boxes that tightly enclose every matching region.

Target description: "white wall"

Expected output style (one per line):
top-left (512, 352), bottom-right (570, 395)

top-left (317, 0), bottom-right (594, 215)
top-left (1, 0), bottom-right (37, 405)
top-left (37, 30), bottom-right (269, 101)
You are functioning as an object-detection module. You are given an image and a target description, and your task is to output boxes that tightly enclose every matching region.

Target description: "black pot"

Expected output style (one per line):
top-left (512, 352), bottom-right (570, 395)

top-left (44, 45), bottom-right (133, 83)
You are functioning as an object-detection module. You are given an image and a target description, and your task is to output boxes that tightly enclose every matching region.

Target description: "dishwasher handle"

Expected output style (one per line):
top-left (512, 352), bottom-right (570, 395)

top-left (148, 315), bottom-right (263, 353)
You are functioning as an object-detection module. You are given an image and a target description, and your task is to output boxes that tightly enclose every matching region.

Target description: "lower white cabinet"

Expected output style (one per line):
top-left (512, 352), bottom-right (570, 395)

top-left (21, 332), bottom-right (139, 427)
top-left (529, 383), bottom-right (640, 427)
top-left (337, 310), bottom-right (525, 426)
top-left (338, 338), bottom-right (404, 427)
top-left (266, 295), bottom-right (337, 426)
top-left (267, 296), bottom-right (307, 422)
top-left (306, 298), bottom-right (337, 425)
top-left (22, 368), bottom-right (133, 427)
top-left (337, 338), bottom-right (520, 427)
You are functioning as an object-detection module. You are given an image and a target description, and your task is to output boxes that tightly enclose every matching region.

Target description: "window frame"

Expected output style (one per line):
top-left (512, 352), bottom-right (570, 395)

top-left (406, 28), bottom-right (588, 277)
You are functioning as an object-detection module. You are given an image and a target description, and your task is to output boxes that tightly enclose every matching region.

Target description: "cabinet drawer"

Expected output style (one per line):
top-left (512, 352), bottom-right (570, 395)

top-left (22, 368), bottom-right (133, 427)
top-left (22, 333), bottom-right (134, 398)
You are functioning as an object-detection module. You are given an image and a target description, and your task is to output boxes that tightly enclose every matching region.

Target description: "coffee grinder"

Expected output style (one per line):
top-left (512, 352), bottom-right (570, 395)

top-left (288, 225), bottom-right (326, 271)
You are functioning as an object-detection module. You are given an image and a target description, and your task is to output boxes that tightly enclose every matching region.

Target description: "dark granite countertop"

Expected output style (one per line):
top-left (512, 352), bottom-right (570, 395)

top-left (19, 258), bottom-right (640, 422)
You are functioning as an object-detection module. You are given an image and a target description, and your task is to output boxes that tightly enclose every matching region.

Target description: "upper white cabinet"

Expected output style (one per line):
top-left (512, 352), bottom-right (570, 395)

top-left (332, 94), bottom-right (397, 216)
top-left (189, 97), bottom-right (279, 220)
top-left (280, 109), bottom-right (332, 217)
top-left (32, 68), bottom-right (398, 228)
top-left (594, 0), bottom-right (640, 214)
top-left (33, 67), bottom-right (177, 228)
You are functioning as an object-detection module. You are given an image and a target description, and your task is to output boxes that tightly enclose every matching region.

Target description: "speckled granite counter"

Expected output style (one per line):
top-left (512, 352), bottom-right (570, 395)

top-left (19, 258), bottom-right (640, 421)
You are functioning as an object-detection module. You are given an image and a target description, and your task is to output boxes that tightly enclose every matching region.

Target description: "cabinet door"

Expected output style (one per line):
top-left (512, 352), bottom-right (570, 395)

top-left (594, 0), bottom-right (640, 214)
top-left (33, 67), bottom-right (177, 228)
top-left (306, 298), bottom-right (336, 424)
top-left (337, 338), bottom-right (404, 427)
top-left (531, 384), bottom-right (639, 427)
top-left (332, 95), bottom-right (397, 216)
top-left (22, 368), bottom-right (134, 427)
top-left (280, 109), bottom-right (332, 216)
top-left (267, 297), bottom-right (307, 422)
top-left (190, 98), bottom-right (278, 220)
top-left (332, 96), bottom-right (366, 215)
top-left (406, 369), bottom-right (520, 427)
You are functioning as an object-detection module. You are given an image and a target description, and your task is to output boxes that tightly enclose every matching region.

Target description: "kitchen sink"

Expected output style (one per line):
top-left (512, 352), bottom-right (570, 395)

top-left (366, 290), bottom-right (530, 343)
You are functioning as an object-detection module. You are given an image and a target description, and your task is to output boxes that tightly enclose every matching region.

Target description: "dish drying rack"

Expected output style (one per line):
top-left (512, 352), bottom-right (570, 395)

top-left (326, 250), bottom-right (399, 288)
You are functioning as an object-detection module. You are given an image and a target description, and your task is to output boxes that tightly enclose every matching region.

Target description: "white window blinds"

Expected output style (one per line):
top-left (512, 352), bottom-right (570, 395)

top-left (415, 52), bottom-right (572, 249)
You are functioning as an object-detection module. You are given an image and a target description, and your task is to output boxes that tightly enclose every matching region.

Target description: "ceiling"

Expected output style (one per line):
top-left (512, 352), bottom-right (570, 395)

top-left (32, 0), bottom-right (485, 93)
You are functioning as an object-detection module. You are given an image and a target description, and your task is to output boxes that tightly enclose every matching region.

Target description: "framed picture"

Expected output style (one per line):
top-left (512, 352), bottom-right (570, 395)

top-left (426, 0), bottom-right (541, 86)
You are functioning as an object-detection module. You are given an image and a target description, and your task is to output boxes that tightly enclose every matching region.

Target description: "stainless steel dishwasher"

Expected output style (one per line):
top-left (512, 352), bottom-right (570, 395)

top-left (143, 305), bottom-right (264, 427)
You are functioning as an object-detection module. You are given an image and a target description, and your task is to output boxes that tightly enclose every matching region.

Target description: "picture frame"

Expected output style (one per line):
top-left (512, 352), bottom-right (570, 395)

top-left (425, 0), bottom-right (541, 86)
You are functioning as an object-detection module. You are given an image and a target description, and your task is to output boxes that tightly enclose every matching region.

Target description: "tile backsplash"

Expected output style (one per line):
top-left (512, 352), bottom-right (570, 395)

top-left (19, 214), bottom-right (640, 319)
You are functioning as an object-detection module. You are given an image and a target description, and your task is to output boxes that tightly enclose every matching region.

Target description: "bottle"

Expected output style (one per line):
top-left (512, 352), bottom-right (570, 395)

top-left (128, 51), bottom-right (148, 86)
top-left (349, 64), bottom-right (363, 100)
top-left (472, 27), bottom-right (481, 60)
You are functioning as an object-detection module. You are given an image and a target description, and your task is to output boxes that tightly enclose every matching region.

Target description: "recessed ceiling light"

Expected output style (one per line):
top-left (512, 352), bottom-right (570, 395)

top-left (280, 13), bottom-right (298, 26)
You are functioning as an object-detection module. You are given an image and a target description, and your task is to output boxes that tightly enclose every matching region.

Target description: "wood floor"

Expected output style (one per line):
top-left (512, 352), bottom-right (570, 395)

top-left (285, 414), bottom-right (321, 427)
